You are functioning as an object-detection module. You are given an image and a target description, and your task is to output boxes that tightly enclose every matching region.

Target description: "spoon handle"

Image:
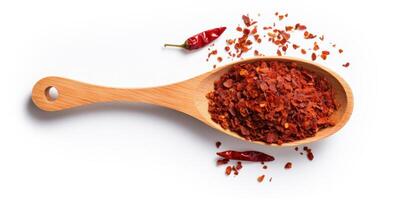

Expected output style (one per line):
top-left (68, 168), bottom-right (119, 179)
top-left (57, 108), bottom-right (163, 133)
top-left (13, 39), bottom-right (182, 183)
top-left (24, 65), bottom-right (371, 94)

top-left (32, 76), bottom-right (196, 112)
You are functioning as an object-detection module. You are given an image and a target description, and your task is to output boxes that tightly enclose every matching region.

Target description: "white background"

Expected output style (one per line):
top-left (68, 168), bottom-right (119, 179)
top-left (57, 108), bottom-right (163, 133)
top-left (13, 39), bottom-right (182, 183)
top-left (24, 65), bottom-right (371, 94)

top-left (1, 0), bottom-right (399, 199)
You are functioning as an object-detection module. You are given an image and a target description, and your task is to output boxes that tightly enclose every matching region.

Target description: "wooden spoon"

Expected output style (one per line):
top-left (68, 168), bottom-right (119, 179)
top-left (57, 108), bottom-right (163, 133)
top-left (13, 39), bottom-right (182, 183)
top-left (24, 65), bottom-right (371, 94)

top-left (32, 56), bottom-right (353, 146)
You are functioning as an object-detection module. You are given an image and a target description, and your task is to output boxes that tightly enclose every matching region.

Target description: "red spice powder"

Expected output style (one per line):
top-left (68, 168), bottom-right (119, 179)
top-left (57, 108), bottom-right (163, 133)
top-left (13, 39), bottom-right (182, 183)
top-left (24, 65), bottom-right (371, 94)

top-left (207, 60), bottom-right (338, 144)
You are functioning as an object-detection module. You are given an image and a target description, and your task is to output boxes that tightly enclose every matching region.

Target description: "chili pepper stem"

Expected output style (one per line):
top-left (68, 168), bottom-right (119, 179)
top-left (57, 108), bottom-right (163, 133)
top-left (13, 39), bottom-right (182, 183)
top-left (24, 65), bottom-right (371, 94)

top-left (164, 43), bottom-right (186, 48)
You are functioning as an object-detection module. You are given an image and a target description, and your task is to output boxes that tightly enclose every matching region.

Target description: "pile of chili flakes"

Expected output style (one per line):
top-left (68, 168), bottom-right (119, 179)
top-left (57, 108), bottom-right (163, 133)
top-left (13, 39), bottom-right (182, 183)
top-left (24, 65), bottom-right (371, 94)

top-left (207, 12), bottom-right (350, 68)
top-left (207, 60), bottom-right (338, 144)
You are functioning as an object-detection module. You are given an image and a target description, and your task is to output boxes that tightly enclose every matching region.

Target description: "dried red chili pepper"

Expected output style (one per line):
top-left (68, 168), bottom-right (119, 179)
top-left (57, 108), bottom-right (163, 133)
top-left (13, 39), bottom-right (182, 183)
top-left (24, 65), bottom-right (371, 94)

top-left (164, 27), bottom-right (226, 50)
top-left (217, 151), bottom-right (275, 162)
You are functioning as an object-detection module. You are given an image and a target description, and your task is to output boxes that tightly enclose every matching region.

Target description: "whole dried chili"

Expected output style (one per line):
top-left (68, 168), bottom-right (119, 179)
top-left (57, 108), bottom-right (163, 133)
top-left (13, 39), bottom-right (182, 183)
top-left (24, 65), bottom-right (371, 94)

top-left (217, 151), bottom-right (275, 162)
top-left (164, 27), bottom-right (226, 50)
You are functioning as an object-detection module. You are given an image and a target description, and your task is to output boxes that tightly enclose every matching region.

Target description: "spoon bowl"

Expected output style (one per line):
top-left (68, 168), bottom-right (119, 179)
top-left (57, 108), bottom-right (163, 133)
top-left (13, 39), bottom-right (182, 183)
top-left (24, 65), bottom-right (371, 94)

top-left (32, 56), bottom-right (353, 147)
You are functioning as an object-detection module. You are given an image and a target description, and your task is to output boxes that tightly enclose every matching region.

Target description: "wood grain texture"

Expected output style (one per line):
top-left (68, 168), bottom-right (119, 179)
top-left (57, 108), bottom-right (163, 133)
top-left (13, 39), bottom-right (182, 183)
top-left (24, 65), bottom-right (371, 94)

top-left (32, 56), bottom-right (353, 147)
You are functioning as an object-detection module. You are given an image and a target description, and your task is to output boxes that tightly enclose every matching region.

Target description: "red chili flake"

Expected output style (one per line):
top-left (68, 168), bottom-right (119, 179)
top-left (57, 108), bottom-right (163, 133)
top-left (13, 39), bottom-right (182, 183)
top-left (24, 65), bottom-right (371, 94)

top-left (232, 166), bottom-right (239, 175)
top-left (217, 57), bottom-right (223, 62)
top-left (303, 146), bottom-right (314, 161)
top-left (277, 49), bottom-right (282, 56)
top-left (225, 166), bottom-right (232, 175)
top-left (284, 162), bottom-right (292, 169)
top-left (285, 26), bottom-right (294, 32)
top-left (242, 14), bottom-right (257, 27)
top-left (295, 147), bottom-right (299, 151)
top-left (332, 44), bottom-right (337, 48)
top-left (307, 151), bottom-right (314, 161)
top-left (275, 12), bottom-right (279, 16)
top-left (339, 49), bottom-right (343, 53)
top-left (304, 31), bottom-right (317, 39)
top-left (311, 52), bottom-right (317, 61)
top-left (342, 62), bottom-right (350, 67)
top-left (295, 23), bottom-right (307, 30)
top-left (254, 50), bottom-right (260, 56)
top-left (225, 46), bottom-right (230, 51)
top-left (215, 141), bottom-right (221, 148)
top-left (236, 162), bottom-right (243, 170)
top-left (301, 49), bottom-right (307, 54)
top-left (292, 44), bottom-right (300, 49)
top-left (236, 26), bottom-right (243, 32)
top-left (242, 15), bottom-right (251, 27)
top-left (213, 64), bottom-right (216, 69)
top-left (262, 165), bottom-right (267, 169)
top-left (207, 60), bottom-right (338, 144)
top-left (217, 158), bottom-right (230, 166)
top-left (257, 175), bottom-right (265, 182)
top-left (285, 13), bottom-right (288, 17)
top-left (278, 15), bottom-right (284, 20)
top-left (313, 42), bottom-right (320, 51)
top-left (243, 28), bottom-right (250, 35)
top-left (251, 26), bottom-right (258, 34)
top-left (322, 50), bottom-right (330, 55)
top-left (226, 39), bottom-right (235, 45)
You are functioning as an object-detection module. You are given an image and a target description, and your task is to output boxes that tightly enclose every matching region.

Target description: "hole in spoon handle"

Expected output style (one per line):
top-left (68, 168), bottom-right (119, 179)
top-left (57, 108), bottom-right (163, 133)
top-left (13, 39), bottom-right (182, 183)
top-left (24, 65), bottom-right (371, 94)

top-left (31, 76), bottom-right (108, 111)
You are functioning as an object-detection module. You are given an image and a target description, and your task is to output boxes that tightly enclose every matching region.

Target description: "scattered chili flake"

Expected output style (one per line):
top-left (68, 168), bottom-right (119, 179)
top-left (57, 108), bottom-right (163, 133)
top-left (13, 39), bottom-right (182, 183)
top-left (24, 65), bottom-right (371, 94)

top-left (236, 162), bottom-right (243, 170)
top-left (257, 175), bottom-right (265, 182)
top-left (263, 165), bottom-right (268, 169)
top-left (295, 23), bottom-right (307, 30)
top-left (217, 158), bottom-right (230, 166)
top-left (307, 151), bottom-right (314, 161)
top-left (311, 52), bottom-right (317, 61)
top-left (342, 62), bottom-right (350, 67)
top-left (215, 141), bottom-right (221, 148)
top-left (284, 162), bottom-right (292, 169)
top-left (301, 49), bottom-right (307, 54)
top-left (225, 46), bottom-right (230, 51)
top-left (236, 26), bottom-right (243, 32)
top-left (232, 166), bottom-right (239, 175)
top-left (269, 177), bottom-right (272, 182)
top-left (295, 147), bottom-right (299, 151)
top-left (277, 49), bottom-right (282, 56)
top-left (339, 49), bottom-right (343, 53)
top-left (217, 57), bottom-right (223, 62)
top-left (207, 60), bottom-right (338, 144)
top-left (225, 166), bottom-right (232, 175)
top-left (292, 44), bottom-right (300, 49)
top-left (313, 42), bottom-right (320, 51)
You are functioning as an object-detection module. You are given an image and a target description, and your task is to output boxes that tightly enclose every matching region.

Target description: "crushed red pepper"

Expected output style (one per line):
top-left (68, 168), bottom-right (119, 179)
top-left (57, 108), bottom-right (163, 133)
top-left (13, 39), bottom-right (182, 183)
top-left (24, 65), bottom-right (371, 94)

top-left (217, 158), bottom-right (230, 166)
top-left (206, 13), bottom-right (349, 68)
top-left (207, 60), bottom-right (338, 144)
top-left (215, 141), bottom-right (222, 148)
top-left (284, 162), bottom-right (292, 169)
top-left (257, 175), bottom-right (265, 182)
